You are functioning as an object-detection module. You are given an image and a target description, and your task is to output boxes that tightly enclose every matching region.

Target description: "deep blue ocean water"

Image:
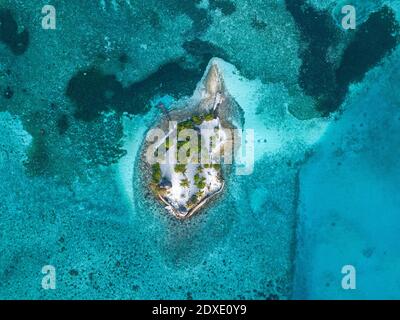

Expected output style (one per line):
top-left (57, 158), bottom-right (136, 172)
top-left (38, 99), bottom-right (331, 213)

top-left (0, 0), bottom-right (399, 299)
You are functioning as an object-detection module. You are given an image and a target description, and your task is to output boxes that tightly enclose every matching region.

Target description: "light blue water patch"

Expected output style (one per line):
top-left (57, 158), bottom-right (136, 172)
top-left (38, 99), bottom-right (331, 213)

top-left (293, 48), bottom-right (400, 299)
top-left (150, 95), bottom-right (176, 109)
top-left (249, 187), bottom-right (268, 214)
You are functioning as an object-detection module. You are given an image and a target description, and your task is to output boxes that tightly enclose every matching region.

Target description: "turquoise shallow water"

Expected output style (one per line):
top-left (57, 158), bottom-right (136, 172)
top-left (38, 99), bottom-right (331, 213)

top-left (293, 47), bottom-right (400, 299)
top-left (0, 0), bottom-right (399, 299)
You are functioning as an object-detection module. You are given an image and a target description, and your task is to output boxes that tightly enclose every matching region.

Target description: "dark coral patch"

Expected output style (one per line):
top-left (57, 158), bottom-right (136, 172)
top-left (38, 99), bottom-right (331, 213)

top-left (66, 68), bottom-right (125, 121)
top-left (124, 61), bottom-right (200, 109)
top-left (336, 6), bottom-right (400, 87)
top-left (66, 61), bottom-right (202, 121)
top-left (285, 1), bottom-right (400, 115)
top-left (0, 9), bottom-right (29, 55)
top-left (285, 0), bottom-right (343, 115)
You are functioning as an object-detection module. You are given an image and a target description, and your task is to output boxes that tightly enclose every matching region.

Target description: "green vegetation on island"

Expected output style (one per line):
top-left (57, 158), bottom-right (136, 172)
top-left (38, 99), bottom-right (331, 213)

top-left (151, 163), bottom-right (162, 184)
top-left (194, 173), bottom-right (206, 190)
top-left (180, 178), bottom-right (190, 188)
top-left (204, 113), bottom-right (214, 121)
top-left (174, 164), bottom-right (187, 174)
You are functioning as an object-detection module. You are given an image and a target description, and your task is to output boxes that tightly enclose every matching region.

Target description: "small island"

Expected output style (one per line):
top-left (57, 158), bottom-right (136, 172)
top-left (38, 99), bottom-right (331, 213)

top-left (142, 59), bottom-right (239, 219)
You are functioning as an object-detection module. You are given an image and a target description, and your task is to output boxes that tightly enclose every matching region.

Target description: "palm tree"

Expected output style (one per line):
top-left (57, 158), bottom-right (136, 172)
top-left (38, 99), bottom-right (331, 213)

top-left (180, 178), bottom-right (190, 188)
